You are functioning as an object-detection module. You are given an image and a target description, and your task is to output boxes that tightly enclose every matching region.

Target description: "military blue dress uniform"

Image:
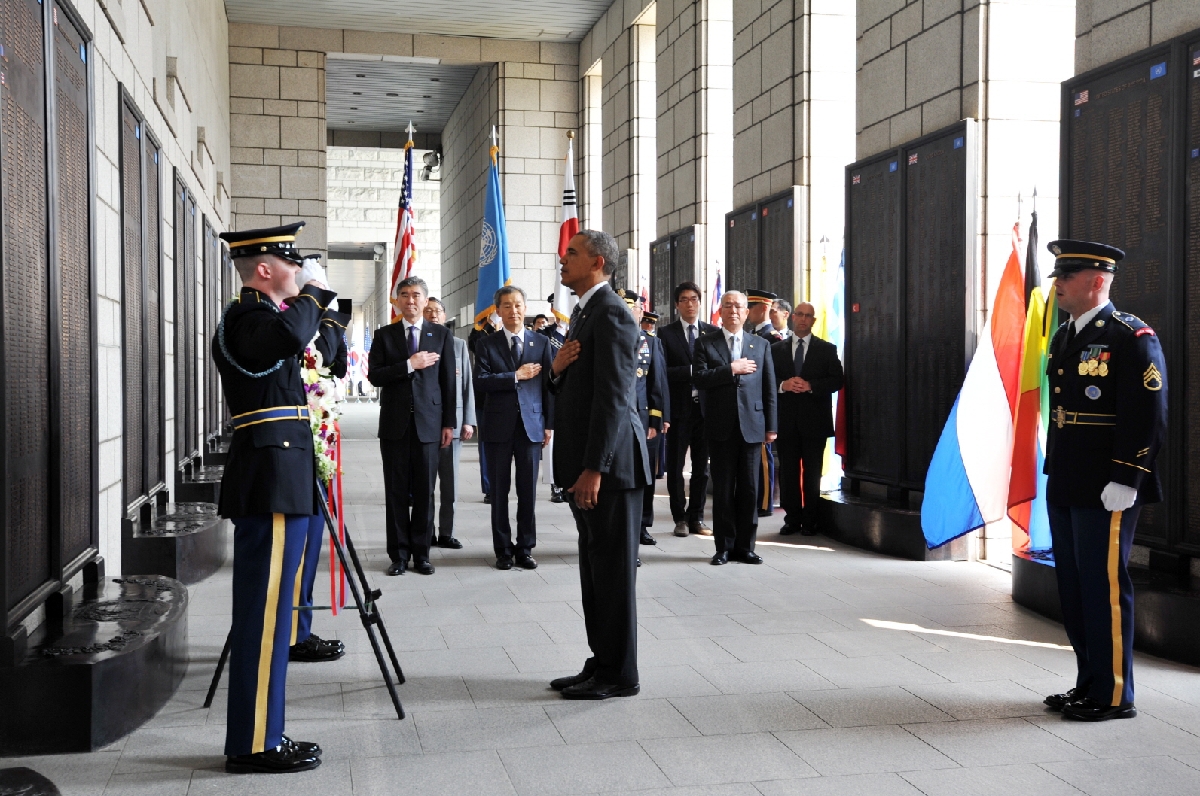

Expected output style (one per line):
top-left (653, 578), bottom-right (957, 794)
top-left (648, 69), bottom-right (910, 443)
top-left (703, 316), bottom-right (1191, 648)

top-left (213, 222), bottom-right (334, 771)
top-left (748, 289), bottom-right (779, 517)
top-left (1042, 239), bottom-right (1167, 722)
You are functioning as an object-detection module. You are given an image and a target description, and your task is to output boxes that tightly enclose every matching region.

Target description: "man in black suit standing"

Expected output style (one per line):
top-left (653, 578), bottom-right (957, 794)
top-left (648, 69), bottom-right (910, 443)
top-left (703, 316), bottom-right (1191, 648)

top-left (475, 285), bottom-right (554, 571)
top-left (694, 291), bottom-right (777, 566)
top-left (368, 276), bottom-right (456, 576)
top-left (658, 282), bottom-right (718, 537)
top-left (547, 230), bottom-right (649, 700)
top-left (771, 302), bottom-right (844, 536)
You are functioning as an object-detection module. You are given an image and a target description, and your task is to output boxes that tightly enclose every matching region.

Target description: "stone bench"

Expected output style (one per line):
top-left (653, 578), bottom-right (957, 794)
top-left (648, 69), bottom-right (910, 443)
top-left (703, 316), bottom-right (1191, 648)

top-left (123, 501), bottom-right (228, 585)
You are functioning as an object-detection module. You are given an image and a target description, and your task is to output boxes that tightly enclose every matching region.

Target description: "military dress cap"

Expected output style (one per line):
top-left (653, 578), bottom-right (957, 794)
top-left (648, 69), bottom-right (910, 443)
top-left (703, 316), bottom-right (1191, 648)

top-left (746, 289), bottom-right (778, 305)
top-left (220, 221), bottom-right (307, 264)
top-left (1046, 239), bottom-right (1124, 278)
top-left (642, 310), bottom-right (660, 323)
top-left (616, 288), bottom-right (645, 306)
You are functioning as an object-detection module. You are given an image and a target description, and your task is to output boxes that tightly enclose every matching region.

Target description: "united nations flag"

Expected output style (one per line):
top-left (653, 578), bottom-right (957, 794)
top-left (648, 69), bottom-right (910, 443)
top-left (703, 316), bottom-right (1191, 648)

top-left (474, 127), bottom-right (511, 329)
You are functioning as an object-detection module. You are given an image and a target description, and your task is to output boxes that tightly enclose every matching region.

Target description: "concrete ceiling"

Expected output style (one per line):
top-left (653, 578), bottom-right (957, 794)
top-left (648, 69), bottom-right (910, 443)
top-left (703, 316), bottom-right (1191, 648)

top-left (326, 58), bottom-right (479, 132)
top-left (326, 256), bottom-right (379, 308)
top-left (225, 0), bottom-right (612, 42)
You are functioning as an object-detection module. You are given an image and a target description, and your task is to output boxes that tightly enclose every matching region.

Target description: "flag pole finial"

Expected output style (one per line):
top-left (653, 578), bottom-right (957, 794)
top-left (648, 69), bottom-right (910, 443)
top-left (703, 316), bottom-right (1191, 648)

top-left (491, 125), bottom-right (498, 148)
top-left (1017, 192), bottom-right (1022, 223)
top-left (567, 130), bottom-right (575, 140)
top-left (405, 121), bottom-right (416, 143)
top-left (1032, 186), bottom-right (1038, 214)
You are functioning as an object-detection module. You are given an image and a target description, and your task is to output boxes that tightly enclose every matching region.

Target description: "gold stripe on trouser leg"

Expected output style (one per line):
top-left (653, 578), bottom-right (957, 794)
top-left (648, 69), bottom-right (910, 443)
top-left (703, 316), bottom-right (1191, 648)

top-left (252, 513), bottom-right (287, 753)
top-left (760, 445), bottom-right (770, 511)
top-left (1108, 510), bottom-right (1124, 707)
top-left (290, 545), bottom-right (307, 647)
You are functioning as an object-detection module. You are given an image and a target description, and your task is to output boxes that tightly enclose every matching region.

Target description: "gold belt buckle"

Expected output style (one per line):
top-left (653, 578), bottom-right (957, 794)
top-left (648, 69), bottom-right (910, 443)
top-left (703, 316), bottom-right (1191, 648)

top-left (1054, 407), bottom-right (1067, 429)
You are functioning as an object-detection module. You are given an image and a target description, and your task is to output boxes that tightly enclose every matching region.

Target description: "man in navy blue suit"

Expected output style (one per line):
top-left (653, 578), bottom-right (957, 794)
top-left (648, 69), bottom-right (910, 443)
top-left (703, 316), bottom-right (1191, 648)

top-left (475, 286), bottom-right (554, 570)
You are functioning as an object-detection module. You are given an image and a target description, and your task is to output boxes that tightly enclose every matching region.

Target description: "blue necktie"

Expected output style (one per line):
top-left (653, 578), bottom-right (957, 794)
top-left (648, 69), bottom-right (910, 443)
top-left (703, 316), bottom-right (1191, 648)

top-left (687, 324), bottom-right (696, 356)
top-left (730, 334), bottom-right (741, 361)
top-left (407, 324), bottom-right (417, 356)
top-left (793, 337), bottom-right (805, 375)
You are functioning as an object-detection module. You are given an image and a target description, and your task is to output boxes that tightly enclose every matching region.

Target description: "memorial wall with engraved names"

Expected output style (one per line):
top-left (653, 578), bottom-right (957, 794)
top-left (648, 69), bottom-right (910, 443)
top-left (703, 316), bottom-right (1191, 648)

top-left (1063, 30), bottom-right (1200, 555)
top-left (650, 227), bottom-right (697, 320)
top-left (0, 0), bottom-right (97, 639)
top-left (844, 122), bottom-right (978, 492)
top-left (723, 190), bottom-right (802, 308)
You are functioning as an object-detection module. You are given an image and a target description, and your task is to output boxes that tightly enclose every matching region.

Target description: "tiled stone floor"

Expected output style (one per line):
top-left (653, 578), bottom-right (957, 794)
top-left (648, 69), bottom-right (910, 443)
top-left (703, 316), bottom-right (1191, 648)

top-left (9, 402), bottom-right (1200, 794)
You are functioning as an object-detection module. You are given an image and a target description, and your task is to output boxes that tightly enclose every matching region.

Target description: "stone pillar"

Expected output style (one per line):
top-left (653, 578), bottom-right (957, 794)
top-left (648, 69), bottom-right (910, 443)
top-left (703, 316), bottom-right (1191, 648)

top-left (1075, 0), bottom-right (1200, 74)
top-left (580, 71), bottom-right (604, 230)
top-left (657, 0), bottom-right (734, 295)
top-left (227, 24), bottom-right (327, 253)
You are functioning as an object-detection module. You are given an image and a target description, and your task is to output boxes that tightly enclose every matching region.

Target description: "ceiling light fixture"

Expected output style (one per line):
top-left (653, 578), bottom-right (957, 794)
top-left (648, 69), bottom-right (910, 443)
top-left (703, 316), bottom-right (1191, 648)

top-left (422, 95), bottom-right (431, 99)
top-left (430, 78), bottom-right (440, 82)
top-left (386, 92), bottom-right (398, 97)
top-left (356, 73), bottom-right (365, 78)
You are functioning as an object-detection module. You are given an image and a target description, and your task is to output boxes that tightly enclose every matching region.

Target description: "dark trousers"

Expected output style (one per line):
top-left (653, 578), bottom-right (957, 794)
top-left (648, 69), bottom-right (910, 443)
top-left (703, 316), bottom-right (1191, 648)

top-left (757, 442), bottom-right (775, 514)
top-left (430, 438), bottom-right (461, 539)
top-left (642, 432), bottom-right (662, 529)
top-left (777, 433), bottom-right (829, 530)
top-left (569, 487), bottom-right (640, 686)
top-left (226, 513), bottom-right (308, 756)
top-left (291, 513), bottom-right (326, 645)
top-left (479, 439), bottom-right (491, 494)
top-left (1048, 503), bottom-right (1139, 706)
top-left (487, 431), bottom-right (541, 557)
top-left (666, 402), bottom-right (709, 523)
top-left (709, 431), bottom-right (760, 554)
top-left (379, 419), bottom-right (439, 563)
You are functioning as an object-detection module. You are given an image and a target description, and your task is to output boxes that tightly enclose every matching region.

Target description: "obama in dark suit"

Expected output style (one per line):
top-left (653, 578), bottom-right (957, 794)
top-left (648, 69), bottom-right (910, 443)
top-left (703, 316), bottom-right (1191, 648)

top-left (547, 230), bottom-right (650, 700)
top-left (693, 291), bottom-right (777, 565)
top-left (367, 276), bottom-right (456, 576)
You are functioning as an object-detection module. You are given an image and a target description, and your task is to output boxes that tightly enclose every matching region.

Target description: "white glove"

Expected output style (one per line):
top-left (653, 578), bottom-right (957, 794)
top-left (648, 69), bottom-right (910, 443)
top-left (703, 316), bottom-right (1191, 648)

top-left (1100, 482), bottom-right (1137, 512)
top-left (295, 258), bottom-right (329, 292)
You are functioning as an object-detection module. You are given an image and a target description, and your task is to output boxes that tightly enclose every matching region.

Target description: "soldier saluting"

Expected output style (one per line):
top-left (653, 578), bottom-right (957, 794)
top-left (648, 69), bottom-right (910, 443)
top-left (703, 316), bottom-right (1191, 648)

top-left (1041, 239), bottom-right (1167, 722)
top-left (214, 222), bottom-right (334, 773)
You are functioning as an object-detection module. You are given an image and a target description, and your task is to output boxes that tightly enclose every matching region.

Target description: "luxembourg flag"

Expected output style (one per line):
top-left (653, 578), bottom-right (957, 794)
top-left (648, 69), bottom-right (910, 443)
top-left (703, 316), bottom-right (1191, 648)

top-left (921, 225), bottom-right (1026, 548)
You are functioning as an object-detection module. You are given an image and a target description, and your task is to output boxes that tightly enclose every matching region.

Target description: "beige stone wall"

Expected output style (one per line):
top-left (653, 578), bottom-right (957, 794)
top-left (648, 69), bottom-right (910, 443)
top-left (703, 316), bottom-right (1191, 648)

top-left (227, 25), bottom-right (328, 254)
top-left (74, 0), bottom-right (231, 574)
top-left (1075, 0), bottom-right (1199, 73)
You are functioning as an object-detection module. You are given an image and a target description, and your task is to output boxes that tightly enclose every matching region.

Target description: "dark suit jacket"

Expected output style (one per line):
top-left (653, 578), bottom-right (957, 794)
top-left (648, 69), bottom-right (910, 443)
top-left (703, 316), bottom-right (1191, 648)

top-left (693, 328), bottom-right (777, 444)
top-left (770, 335), bottom-right (844, 439)
top-left (314, 309), bottom-right (350, 378)
top-left (368, 319), bottom-right (456, 443)
top-left (475, 329), bottom-right (554, 443)
top-left (659, 319), bottom-right (719, 421)
top-left (548, 284), bottom-right (650, 491)
top-left (214, 285), bottom-right (335, 518)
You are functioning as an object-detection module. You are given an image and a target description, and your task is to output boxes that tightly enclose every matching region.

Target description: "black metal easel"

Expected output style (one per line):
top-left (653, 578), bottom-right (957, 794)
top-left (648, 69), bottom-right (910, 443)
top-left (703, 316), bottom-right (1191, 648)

top-left (203, 479), bottom-right (406, 719)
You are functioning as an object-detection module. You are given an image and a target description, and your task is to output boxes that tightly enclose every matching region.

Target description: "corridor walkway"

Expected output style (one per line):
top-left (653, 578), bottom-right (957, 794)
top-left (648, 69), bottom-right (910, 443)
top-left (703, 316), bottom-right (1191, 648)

top-left (13, 402), bottom-right (1200, 794)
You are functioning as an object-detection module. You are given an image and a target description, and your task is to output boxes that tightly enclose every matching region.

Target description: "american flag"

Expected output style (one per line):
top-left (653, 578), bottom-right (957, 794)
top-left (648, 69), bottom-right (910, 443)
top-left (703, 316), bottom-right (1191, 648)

top-left (388, 142), bottom-right (418, 322)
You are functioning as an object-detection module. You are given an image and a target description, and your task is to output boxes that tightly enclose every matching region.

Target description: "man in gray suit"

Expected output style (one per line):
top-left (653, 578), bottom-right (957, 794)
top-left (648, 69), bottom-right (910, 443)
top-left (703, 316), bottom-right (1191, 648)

top-left (424, 298), bottom-right (476, 549)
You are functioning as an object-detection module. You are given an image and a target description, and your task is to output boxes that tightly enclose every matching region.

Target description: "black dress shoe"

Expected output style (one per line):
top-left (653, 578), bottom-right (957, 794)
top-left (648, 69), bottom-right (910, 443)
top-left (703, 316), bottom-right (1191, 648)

top-left (710, 551), bottom-right (728, 566)
top-left (757, 509), bottom-right (773, 518)
top-left (562, 676), bottom-right (640, 700)
top-left (281, 735), bottom-right (322, 757)
top-left (386, 560), bottom-right (406, 576)
top-left (437, 536), bottom-right (463, 549)
top-left (636, 558), bottom-right (642, 567)
top-left (413, 559), bottom-right (435, 575)
top-left (226, 744), bottom-right (321, 774)
top-left (550, 486), bottom-right (566, 504)
top-left (550, 669), bottom-right (593, 691)
top-left (1044, 686), bottom-right (1084, 711)
top-left (496, 556), bottom-right (514, 570)
top-left (516, 554), bottom-right (538, 570)
top-left (289, 634), bottom-right (345, 663)
top-left (731, 550), bottom-right (763, 565)
top-left (483, 493), bottom-right (492, 504)
top-left (639, 529), bottom-right (657, 545)
top-left (1062, 698), bottom-right (1136, 721)
top-left (779, 524), bottom-right (799, 536)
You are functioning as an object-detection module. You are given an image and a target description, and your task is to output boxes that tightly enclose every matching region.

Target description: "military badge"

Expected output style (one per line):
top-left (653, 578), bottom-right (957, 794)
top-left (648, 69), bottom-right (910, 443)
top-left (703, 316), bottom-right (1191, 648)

top-left (636, 368), bottom-right (644, 378)
top-left (1085, 385), bottom-right (1101, 400)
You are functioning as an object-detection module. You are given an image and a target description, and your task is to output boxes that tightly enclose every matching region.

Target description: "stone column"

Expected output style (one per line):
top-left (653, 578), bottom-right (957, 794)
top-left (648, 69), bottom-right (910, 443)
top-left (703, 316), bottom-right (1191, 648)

top-left (1074, 0), bottom-right (1200, 74)
top-left (227, 24), bottom-right (327, 253)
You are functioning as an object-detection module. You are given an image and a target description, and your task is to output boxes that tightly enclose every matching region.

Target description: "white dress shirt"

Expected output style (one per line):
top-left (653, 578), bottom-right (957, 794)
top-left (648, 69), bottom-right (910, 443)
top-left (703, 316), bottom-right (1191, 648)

top-left (1071, 302), bottom-right (1109, 334)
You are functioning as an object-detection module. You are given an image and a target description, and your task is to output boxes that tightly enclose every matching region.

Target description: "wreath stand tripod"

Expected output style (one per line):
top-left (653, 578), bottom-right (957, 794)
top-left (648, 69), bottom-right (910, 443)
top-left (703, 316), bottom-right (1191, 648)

top-left (203, 478), bottom-right (406, 719)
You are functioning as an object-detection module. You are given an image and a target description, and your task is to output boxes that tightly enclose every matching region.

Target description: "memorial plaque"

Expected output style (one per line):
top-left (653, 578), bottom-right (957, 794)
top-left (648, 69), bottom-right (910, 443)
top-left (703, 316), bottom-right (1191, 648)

top-left (725, 207), bottom-right (757, 293)
top-left (670, 228), bottom-right (696, 298)
top-left (1185, 40), bottom-right (1200, 551)
top-left (759, 193), bottom-right (795, 304)
top-left (903, 129), bottom-right (969, 487)
top-left (120, 100), bottom-right (144, 507)
top-left (203, 218), bottom-right (220, 438)
top-left (53, 6), bottom-right (95, 563)
top-left (1064, 51), bottom-right (1174, 547)
top-left (1, 0), bottom-right (52, 610)
top-left (844, 153), bottom-right (902, 484)
top-left (145, 139), bottom-right (163, 492)
top-left (650, 237), bottom-right (671, 317)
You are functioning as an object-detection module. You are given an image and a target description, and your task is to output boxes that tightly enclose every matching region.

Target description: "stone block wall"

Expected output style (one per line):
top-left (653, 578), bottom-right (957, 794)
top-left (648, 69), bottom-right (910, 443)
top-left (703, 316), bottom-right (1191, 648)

top-left (227, 25), bottom-right (327, 254)
top-left (1075, 0), bottom-right (1199, 73)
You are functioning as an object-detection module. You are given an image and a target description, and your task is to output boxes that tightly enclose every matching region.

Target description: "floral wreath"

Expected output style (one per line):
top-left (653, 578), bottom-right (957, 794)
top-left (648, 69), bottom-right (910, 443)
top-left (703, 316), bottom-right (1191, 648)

top-left (301, 334), bottom-right (345, 483)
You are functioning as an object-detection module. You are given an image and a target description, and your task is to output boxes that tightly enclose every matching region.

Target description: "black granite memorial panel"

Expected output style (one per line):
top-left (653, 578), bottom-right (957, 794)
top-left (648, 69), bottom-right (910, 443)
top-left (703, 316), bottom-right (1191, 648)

top-left (145, 139), bottom-right (163, 492)
top-left (725, 206), bottom-right (758, 294)
top-left (1185, 41), bottom-right (1200, 551)
top-left (650, 237), bottom-right (671, 318)
top-left (120, 100), bottom-right (144, 506)
top-left (759, 192), bottom-right (795, 303)
top-left (671, 228), bottom-right (696, 301)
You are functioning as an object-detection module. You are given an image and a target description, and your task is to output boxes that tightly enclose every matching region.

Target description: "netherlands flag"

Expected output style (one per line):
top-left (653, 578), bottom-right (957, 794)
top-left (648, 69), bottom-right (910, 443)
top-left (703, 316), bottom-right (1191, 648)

top-left (921, 224), bottom-right (1026, 548)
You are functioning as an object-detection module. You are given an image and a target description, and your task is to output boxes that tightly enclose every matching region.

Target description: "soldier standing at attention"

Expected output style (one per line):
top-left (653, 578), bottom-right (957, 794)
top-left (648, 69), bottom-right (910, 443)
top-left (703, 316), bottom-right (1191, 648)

top-left (214, 222), bottom-right (332, 773)
top-left (1041, 239), bottom-right (1167, 722)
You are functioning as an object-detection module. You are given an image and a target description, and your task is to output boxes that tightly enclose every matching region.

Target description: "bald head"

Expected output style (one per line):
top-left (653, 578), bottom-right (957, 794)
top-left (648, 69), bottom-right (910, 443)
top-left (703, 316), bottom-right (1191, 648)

top-left (791, 302), bottom-right (816, 337)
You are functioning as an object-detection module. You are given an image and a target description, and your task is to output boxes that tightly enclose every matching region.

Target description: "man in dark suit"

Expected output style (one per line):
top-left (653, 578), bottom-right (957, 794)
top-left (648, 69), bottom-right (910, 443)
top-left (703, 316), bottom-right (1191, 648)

top-left (771, 302), bottom-right (844, 536)
top-left (547, 230), bottom-right (650, 700)
top-left (659, 282), bottom-right (718, 537)
top-left (213, 222), bottom-right (327, 774)
top-left (475, 285), bottom-right (554, 570)
top-left (423, 298), bottom-right (475, 550)
top-left (694, 291), bottom-right (777, 566)
top-left (368, 276), bottom-right (456, 576)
